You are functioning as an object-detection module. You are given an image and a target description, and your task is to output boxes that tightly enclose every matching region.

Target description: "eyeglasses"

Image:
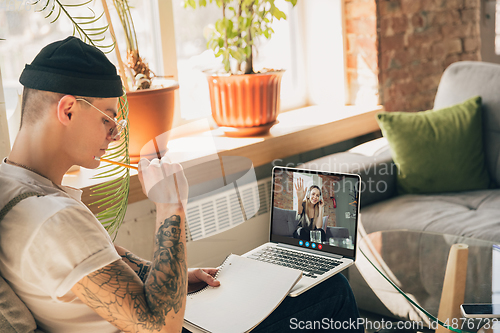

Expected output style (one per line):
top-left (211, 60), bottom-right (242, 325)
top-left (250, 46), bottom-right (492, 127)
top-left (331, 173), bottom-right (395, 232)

top-left (75, 98), bottom-right (127, 140)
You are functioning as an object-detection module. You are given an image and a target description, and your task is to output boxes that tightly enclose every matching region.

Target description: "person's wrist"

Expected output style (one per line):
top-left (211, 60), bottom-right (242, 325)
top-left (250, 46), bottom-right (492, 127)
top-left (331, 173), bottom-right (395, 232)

top-left (155, 202), bottom-right (185, 217)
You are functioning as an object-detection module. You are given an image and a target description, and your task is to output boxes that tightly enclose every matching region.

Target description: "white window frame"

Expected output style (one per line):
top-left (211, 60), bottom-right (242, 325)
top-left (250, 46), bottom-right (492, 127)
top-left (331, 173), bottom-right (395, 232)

top-left (153, 0), bottom-right (185, 128)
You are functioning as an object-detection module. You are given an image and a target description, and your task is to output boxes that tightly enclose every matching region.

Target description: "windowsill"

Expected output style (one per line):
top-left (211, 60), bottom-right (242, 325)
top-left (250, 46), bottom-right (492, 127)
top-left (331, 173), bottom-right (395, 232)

top-left (64, 104), bottom-right (383, 212)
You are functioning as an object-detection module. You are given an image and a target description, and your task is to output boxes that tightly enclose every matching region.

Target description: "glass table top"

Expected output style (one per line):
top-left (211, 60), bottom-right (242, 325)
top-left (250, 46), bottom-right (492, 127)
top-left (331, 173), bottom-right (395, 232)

top-left (358, 229), bottom-right (500, 333)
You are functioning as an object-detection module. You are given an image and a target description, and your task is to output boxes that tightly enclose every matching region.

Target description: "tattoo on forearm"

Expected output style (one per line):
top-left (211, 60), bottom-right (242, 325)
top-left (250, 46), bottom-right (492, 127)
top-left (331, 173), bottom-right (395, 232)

top-left (121, 251), bottom-right (151, 283)
top-left (77, 260), bottom-right (164, 331)
top-left (145, 215), bottom-right (187, 315)
top-left (74, 214), bottom-right (186, 332)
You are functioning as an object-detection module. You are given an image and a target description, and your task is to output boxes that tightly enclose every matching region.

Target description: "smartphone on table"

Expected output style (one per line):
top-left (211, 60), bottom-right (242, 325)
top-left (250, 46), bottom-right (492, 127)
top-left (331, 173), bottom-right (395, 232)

top-left (461, 304), bottom-right (500, 318)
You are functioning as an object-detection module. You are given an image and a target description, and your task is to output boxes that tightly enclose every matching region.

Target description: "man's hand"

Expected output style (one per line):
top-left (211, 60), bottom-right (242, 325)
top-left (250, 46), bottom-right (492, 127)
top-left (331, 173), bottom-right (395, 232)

top-left (138, 156), bottom-right (188, 207)
top-left (187, 268), bottom-right (220, 293)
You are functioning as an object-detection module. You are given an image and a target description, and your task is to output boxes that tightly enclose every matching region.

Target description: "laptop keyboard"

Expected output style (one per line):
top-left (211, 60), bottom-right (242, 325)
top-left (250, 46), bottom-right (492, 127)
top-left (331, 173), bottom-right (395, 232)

top-left (247, 247), bottom-right (342, 278)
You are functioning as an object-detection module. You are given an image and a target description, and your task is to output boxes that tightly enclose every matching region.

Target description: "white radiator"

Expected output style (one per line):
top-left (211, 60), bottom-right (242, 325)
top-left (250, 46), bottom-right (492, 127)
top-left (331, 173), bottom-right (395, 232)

top-left (116, 177), bottom-right (273, 267)
top-left (186, 177), bottom-right (272, 241)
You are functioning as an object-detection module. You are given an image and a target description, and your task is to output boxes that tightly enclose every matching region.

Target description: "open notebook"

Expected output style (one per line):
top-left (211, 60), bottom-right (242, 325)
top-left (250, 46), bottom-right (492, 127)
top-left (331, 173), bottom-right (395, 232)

top-left (183, 254), bottom-right (302, 333)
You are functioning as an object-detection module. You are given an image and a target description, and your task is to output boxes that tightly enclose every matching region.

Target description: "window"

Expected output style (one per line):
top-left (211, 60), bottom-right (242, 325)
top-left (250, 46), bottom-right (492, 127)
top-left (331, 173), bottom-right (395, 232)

top-left (171, 0), bottom-right (308, 120)
top-left (0, 0), bottom-right (347, 145)
top-left (1, 1), bottom-right (78, 144)
top-left (0, 0), bottom-right (161, 143)
top-left (169, 0), bottom-right (348, 120)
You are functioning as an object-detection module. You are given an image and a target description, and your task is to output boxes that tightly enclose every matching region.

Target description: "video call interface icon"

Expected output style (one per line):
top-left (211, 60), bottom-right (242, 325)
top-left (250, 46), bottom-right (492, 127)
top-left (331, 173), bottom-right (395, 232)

top-left (298, 240), bottom-right (323, 250)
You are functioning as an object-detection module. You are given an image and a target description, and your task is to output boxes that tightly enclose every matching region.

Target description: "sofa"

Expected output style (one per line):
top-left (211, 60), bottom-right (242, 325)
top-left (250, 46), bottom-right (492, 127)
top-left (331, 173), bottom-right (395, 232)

top-left (302, 61), bottom-right (500, 321)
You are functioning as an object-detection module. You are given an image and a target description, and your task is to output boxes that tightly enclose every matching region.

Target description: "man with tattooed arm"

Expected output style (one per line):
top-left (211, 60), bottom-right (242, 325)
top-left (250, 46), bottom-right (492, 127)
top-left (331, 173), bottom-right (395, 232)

top-left (0, 36), bottom-right (204, 333)
top-left (0, 37), bottom-right (363, 333)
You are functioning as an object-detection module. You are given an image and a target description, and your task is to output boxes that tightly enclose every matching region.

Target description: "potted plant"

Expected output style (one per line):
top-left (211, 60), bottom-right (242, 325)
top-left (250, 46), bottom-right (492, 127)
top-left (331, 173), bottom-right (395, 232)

top-left (184, 0), bottom-right (297, 136)
top-left (107, 0), bottom-right (179, 163)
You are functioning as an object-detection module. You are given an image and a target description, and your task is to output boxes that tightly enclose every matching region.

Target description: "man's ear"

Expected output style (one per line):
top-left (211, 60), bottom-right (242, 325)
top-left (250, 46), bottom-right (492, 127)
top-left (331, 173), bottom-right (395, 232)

top-left (56, 95), bottom-right (77, 125)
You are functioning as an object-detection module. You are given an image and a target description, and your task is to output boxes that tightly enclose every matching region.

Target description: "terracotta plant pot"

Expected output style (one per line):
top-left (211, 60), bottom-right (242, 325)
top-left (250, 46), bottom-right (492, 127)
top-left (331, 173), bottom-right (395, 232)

top-left (126, 83), bottom-right (179, 163)
top-left (206, 70), bottom-right (284, 136)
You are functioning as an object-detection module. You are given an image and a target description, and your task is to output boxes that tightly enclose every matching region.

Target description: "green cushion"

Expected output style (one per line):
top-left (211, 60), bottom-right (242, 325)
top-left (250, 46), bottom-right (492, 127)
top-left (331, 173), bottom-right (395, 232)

top-left (376, 96), bottom-right (491, 194)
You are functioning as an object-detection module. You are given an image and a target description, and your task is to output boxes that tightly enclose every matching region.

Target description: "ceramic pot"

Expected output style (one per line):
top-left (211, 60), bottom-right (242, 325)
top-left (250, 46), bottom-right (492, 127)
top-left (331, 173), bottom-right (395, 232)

top-left (206, 71), bottom-right (284, 136)
top-left (126, 83), bottom-right (179, 163)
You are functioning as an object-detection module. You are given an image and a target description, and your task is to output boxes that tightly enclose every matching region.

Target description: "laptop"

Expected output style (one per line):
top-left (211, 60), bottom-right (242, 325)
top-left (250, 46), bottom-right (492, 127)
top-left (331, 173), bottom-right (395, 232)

top-left (242, 166), bottom-right (361, 297)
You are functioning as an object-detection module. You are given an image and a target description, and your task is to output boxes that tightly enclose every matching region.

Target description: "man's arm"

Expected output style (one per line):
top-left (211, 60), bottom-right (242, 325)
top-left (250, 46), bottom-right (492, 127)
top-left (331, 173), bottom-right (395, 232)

top-left (72, 205), bottom-right (187, 333)
top-left (115, 245), bottom-right (221, 291)
top-left (72, 160), bottom-right (188, 333)
top-left (115, 245), bottom-right (151, 283)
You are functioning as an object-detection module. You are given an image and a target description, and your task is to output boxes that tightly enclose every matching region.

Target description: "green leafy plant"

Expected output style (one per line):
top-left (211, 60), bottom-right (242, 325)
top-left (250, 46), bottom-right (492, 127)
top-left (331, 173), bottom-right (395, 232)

top-left (184, 0), bottom-right (297, 74)
top-left (32, 0), bottom-right (131, 239)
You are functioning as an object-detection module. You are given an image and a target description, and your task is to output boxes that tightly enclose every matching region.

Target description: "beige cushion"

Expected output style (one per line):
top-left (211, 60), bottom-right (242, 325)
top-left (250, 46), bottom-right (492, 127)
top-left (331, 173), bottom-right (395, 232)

top-left (0, 275), bottom-right (38, 333)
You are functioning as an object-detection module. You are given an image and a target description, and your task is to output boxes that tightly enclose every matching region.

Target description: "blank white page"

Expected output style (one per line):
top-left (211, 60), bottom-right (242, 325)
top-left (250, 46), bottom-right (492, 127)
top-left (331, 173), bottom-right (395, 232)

top-left (184, 254), bottom-right (302, 333)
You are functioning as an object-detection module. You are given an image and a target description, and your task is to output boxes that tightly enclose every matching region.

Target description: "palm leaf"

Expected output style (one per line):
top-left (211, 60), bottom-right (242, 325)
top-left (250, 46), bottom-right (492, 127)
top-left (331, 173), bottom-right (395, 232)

top-left (32, 0), bottom-right (115, 53)
top-left (89, 95), bottom-right (131, 240)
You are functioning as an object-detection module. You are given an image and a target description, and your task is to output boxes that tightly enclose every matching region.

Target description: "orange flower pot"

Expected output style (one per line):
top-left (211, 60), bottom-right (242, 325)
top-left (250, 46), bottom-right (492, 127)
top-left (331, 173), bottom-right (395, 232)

top-left (206, 71), bottom-right (284, 136)
top-left (126, 83), bottom-right (179, 163)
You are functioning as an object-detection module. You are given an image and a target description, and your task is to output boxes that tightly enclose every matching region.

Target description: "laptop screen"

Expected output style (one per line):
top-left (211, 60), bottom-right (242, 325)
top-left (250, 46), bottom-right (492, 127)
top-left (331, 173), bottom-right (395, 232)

top-left (270, 166), bottom-right (360, 260)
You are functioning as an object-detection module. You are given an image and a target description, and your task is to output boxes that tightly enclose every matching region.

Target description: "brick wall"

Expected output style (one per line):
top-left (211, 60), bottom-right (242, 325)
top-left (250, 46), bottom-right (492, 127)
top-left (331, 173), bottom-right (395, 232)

top-left (345, 0), bottom-right (379, 105)
top-left (345, 0), bottom-right (481, 111)
top-left (319, 175), bottom-right (341, 228)
top-left (273, 171), bottom-right (294, 210)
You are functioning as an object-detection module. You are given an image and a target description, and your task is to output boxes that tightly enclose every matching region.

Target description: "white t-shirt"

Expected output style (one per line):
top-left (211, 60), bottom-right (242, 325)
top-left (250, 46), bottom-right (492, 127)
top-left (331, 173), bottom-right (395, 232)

top-left (0, 162), bottom-right (121, 333)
